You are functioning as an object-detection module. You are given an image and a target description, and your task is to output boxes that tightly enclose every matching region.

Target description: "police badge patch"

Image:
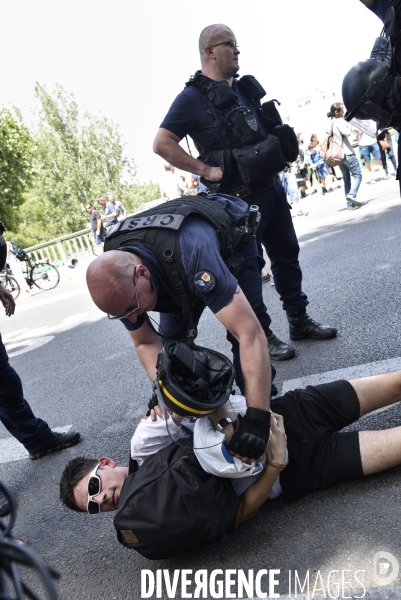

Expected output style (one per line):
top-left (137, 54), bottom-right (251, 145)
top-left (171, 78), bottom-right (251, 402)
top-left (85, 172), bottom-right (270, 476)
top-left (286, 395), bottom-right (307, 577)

top-left (245, 114), bottom-right (258, 131)
top-left (194, 271), bottom-right (216, 292)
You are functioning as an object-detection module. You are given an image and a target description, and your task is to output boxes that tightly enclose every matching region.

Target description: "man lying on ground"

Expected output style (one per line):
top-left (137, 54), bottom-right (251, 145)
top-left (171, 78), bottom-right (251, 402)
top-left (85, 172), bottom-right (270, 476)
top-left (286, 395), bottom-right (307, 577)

top-left (60, 368), bottom-right (401, 539)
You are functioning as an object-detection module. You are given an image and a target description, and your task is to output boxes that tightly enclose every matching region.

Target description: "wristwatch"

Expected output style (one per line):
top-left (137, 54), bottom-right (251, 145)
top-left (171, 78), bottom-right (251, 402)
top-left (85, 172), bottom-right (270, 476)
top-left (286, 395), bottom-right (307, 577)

top-left (216, 417), bottom-right (233, 432)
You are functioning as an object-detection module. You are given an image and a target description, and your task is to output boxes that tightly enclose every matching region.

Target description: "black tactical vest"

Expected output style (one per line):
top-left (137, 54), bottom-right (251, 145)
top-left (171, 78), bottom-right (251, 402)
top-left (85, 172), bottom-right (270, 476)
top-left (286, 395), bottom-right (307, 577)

top-left (104, 196), bottom-right (247, 336)
top-left (185, 72), bottom-right (296, 193)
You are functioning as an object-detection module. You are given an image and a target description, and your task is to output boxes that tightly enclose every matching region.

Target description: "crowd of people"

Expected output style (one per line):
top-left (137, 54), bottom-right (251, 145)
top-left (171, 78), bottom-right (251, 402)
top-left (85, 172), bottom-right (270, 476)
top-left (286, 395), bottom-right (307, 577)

top-left (87, 191), bottom-right (127, 252)
top-left (281, 113), bottom-right (397, 214)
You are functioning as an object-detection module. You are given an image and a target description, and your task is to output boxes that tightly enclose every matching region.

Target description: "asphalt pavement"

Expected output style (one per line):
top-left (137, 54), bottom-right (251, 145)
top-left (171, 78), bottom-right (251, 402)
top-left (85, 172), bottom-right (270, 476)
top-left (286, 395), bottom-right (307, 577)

top-left (1, 177), bottom-right (401, 599)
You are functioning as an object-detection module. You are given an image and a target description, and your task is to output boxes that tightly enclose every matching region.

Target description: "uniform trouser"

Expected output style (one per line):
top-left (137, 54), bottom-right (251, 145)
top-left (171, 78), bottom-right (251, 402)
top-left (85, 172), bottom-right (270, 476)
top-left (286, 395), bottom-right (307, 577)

top-left (159, 238), bottom-right (276, 396)
top-left (0, 334), bottom-right (51, 450)
top-left (245, 180), bottom-right (308, 313)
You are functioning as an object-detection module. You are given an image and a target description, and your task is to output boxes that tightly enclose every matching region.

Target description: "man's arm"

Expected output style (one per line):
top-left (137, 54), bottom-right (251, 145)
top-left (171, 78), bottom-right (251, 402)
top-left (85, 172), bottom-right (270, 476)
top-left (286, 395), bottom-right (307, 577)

top-left (215, 287), bottom-right (271, 412)
top-left (236, 413), bottom-right (287, 524)
top-left (105, 209), bottom-right (118, 219)
top-left (0, 283), bottom-right (15, 317)
top-left (153, 128), bottom-right (223, 182)
top-left (127, 318), bottom-right (163, 381)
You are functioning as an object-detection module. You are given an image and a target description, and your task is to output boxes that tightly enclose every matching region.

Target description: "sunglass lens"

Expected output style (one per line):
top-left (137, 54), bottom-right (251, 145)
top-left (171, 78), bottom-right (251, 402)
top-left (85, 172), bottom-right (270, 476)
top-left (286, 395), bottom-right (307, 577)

top-left (88, 500), bottom-right (100, 515)
top-left (88, 476), bottom-right (100, 496)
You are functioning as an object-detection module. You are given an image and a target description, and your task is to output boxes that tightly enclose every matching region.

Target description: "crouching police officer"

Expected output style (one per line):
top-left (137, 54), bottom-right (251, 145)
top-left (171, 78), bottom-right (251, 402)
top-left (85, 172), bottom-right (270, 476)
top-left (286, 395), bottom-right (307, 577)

top-left (86, 193), bottom-right (273, 460)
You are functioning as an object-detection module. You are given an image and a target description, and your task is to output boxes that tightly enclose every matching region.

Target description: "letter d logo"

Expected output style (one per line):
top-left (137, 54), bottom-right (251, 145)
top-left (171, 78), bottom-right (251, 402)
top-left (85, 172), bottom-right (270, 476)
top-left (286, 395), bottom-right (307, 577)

top-left (373, 551), bottom-right (399, 585)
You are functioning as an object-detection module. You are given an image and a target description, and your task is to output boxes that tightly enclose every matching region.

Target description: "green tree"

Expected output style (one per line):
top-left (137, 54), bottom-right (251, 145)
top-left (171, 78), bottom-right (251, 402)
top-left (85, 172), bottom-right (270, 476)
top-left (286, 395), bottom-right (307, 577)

top-left (0, 107), bottom-right (33, 231)
top-left (30, 83), bottom-right (159, 238)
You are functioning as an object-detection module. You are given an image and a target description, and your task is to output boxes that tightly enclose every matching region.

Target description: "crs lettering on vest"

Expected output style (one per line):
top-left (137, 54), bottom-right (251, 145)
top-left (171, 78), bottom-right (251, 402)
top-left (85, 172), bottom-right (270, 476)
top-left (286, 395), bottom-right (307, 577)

top-left (117, 213), bottom-right (185, 233)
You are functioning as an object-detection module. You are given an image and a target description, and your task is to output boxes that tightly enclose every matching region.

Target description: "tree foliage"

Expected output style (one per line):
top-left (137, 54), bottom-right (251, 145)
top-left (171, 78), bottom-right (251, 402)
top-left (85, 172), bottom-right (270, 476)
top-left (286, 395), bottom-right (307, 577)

top-left (0, 108), bottom-right (33, 231)
top-left (28, 83), bottom-right (159, 240)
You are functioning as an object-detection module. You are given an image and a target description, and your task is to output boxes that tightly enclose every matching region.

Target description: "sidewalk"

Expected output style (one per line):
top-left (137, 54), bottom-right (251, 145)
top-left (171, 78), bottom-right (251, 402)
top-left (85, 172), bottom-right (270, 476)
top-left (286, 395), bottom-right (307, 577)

top-left (291, 174), bottom-right (398, 217)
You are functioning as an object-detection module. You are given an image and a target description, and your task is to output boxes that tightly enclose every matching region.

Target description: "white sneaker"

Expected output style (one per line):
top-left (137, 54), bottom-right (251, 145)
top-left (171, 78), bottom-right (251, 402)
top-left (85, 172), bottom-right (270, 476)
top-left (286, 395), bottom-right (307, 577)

top-left (368, 178), bottom-right (376, 184)
top-left (382, 174), bottom-right (392, 180)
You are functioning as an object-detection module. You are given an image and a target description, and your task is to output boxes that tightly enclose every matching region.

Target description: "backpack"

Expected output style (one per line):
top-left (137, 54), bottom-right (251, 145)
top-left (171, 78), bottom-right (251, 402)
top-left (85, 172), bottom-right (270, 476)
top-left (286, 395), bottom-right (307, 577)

top-left (114, 438), bottom-right (241, 559)
top-left (320, 120), bottom-right (345, 167)
top-left (10, 242), bottom-right (28, 262)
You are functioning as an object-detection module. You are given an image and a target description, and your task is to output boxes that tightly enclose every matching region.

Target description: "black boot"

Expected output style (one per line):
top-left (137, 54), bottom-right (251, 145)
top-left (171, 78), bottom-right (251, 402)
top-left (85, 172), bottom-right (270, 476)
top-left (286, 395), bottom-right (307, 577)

top-left (287, 310), bottom-right (337, 341)
top-left (266, 329), bottom-right (296, 360)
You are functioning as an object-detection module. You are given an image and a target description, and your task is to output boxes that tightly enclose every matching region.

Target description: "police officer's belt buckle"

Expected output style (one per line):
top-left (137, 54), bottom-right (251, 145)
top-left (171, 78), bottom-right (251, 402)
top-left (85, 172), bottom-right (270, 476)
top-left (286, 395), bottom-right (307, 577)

top-left (227, 185), bottom-right (252, 199)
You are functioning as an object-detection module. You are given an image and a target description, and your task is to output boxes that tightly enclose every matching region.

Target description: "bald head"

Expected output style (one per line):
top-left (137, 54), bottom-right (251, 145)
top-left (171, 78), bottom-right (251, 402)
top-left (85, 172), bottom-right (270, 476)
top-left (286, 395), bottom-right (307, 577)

top-left (199, 24), bottom-right (234, 61)
top-left (86, 251), bottom-right (136, 315)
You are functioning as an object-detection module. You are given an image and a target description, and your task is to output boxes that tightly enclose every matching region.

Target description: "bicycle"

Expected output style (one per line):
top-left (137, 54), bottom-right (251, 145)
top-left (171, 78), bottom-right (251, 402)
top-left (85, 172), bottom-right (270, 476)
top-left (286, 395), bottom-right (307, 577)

top-left (0, 266), bottom-right (20, 300)
top-left (23, 256), bottom-right (60, 291)
top-left (91, 238), bottom-right (103, 256)
top-left (90, 224), bottom-right (112, 256)
top-left (0, 481), bottom-right (60, 599)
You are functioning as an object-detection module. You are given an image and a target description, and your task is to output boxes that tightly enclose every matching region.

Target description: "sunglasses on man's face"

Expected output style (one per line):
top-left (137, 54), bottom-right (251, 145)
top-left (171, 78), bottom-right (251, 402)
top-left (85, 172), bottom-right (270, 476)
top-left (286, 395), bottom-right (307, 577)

top-left (87, 464), bottom-right (101, 515)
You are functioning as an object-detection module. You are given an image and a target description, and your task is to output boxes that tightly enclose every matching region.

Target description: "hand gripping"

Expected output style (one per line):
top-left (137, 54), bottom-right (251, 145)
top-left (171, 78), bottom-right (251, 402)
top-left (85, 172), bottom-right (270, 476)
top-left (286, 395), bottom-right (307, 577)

top-left (227, 407), bottom-right (271, 459)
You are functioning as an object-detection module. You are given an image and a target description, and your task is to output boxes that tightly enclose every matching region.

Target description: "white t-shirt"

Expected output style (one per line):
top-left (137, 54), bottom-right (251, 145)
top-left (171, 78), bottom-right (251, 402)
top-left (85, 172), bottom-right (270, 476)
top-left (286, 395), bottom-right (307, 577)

top-left (130, 394), bottom-right (286, 499)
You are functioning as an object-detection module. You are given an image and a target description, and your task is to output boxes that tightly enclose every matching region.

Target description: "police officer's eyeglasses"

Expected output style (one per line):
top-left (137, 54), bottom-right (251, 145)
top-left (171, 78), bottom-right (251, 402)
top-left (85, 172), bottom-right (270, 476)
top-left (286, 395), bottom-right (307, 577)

top-left (205, 41), bottom-right (239, 51)
top-left (107, 267), bottom-right (141, 320)
top-left (87, 464), bottom-right (102, 515)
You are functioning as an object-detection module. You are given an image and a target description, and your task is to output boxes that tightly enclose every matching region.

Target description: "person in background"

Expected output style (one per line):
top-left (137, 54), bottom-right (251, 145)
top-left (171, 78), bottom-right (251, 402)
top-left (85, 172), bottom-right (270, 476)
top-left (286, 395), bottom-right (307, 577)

top-left (86, 204), bottom-right (105, 250)
top-left (353, 119), bottom-right (391, 183)
top-left (107, 192), bottom-right (126, 221)
top-left (377, 129), bottom-right (397, 176)
top-left (6, 242), bottom-right (30, 296)
top-left (161, 164), bottom-right (186, 200)
top-left (327, 102), bottom-right (362, 210)
top-left (308, 143), bottom-right (330, 194)
top-left (97, 197), bottom-right (120, 226)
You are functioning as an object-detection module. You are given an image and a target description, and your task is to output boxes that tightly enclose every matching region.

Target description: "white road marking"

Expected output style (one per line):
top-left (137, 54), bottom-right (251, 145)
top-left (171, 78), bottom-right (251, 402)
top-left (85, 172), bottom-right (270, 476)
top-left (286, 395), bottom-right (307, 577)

top-left (0, 289), bottom-right (88, 316)
top-left (3, 313), bottom-right (102, 357)
top-left (2, 357), bottom-right (400, 465)
top-left (281, 357), bottom-right (401, 393)
top-left (0, 425), bottom-right (73, 464)
top-left (6, 336), bottom-right (55, 358)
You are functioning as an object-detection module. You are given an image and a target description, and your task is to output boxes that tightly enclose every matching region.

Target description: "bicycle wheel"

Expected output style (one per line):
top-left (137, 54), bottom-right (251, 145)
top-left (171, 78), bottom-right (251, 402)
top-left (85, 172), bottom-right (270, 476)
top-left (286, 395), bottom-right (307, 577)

top-left (5, 276), bottom-right (20, 300)
top-left (30, 263), bottom-right (60, 290)
top-left (91, 240), bottom-right (103, 256)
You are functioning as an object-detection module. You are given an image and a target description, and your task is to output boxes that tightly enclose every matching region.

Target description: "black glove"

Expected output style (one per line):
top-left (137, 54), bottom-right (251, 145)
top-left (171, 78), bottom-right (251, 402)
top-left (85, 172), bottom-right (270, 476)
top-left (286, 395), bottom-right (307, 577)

top-left (227, 407), bottom-right (271, 459)
top-left (145, 391), bottom-right (158, 417)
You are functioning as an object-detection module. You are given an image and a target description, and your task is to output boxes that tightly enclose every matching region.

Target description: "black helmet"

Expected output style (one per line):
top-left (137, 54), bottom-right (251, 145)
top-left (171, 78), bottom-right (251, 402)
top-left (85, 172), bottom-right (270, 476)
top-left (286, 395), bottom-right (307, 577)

top-left (155, 341), bottom-right (235, 417)
top-left (342, 58), bottom-right (392, 130)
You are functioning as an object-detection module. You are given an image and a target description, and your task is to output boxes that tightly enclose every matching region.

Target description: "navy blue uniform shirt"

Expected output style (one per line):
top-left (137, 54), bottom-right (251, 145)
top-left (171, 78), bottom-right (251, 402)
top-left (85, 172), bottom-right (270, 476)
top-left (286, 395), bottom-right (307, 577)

top-left (120, 194), bottom-right (249, 331)
top-left (160, 77), bottom-right (246, 156)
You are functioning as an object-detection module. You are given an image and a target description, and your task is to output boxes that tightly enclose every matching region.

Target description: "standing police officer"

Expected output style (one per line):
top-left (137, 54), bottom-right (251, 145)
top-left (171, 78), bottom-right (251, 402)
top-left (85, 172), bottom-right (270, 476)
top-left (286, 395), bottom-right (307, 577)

top-left (153, 24), bottom-right (337, 362)
top-left (0, 224), bottom-right (81, 516)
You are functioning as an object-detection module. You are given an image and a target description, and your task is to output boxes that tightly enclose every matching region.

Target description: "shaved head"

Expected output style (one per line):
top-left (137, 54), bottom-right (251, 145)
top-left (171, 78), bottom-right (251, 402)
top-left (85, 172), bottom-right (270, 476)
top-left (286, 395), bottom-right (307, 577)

top-left (86, 251), bottom-right (136, 315)
top-left (199, 24), bottom-right (234, 60)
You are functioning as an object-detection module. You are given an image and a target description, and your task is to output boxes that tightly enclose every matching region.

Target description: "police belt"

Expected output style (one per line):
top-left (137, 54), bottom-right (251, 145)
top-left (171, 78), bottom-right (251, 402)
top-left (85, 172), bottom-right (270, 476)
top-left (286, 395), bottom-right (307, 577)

top-left (224, 176), bottom-right (276, 199)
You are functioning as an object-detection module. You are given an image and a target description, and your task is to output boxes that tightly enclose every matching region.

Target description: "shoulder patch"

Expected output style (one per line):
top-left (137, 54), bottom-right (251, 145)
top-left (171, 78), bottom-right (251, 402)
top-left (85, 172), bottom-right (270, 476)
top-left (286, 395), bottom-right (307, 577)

top-left (194, 270), bottom-right (216, 292)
